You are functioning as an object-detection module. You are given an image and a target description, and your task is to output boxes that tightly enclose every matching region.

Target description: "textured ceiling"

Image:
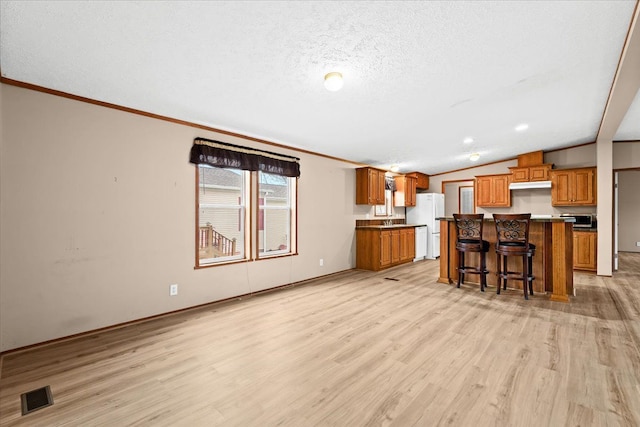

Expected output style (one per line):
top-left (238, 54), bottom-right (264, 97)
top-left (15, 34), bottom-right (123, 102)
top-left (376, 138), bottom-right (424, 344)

top-left (1, 1), bottom-right (638, 174)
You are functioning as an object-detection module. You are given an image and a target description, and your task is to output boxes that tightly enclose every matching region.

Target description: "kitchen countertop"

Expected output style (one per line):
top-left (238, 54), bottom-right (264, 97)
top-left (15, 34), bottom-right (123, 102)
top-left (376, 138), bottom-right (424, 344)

top-left (355, 223), bottom-right (427, 230)
top-left (437, 216), bottom-right (575, 223)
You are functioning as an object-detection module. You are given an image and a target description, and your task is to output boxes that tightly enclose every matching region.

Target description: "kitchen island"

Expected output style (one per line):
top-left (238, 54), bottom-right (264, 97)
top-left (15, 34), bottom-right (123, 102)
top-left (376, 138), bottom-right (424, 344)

top-left (438, 216), bottom-right (575, 302)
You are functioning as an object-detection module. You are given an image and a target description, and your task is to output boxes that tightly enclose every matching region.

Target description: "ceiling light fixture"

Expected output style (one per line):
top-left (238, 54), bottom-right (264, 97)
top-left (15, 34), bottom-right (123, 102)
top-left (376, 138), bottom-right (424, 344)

top-left (390, 165), bottom-right (400, 172)
top-left (469, 153), bottom-right (480, 162)
top-left (324, 72), bottom-right (343, 92)
top-left (463, 137), bottom-right (474, 144)
top-left (515, 123), bottom-right (529, 132)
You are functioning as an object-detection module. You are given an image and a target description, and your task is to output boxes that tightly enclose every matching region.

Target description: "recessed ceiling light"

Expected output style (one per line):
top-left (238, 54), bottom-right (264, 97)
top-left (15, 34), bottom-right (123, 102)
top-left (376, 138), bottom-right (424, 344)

top-left (324, 72), bottom-right (343, 92)
top-left (515, 123), bottom-right (529, 132)
top-left (469, 153), bottom-right (480, 162)
top-left (390, 165), bottom-right (400, 172)
top-left (463, 137), bottom-right (474, 144)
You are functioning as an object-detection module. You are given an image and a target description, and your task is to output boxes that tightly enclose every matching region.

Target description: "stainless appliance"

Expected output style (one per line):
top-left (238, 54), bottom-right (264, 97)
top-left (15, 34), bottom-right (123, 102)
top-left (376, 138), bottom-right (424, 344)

top-left (407, 193), bottom-right (445, 259)
top-left (559, 213), bottom-right (596, 228)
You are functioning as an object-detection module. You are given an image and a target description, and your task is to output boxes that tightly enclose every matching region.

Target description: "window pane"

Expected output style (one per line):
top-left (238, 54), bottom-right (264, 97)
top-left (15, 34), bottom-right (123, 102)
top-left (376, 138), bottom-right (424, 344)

top-left (259, 172), bottom-right (291, 256)
top-left (198, 166), bottom-right (245, 264)
top-left (260, 208), bottom-right (290, 254)
top-left (199, 207), bottom-right (244, 261)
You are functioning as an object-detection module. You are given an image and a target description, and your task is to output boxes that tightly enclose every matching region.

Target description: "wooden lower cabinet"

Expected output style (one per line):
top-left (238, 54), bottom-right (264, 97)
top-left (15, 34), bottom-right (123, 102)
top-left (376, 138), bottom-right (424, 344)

top-left (380, 230), bottom-right (392, 268)
top-left (400, 227), bottom-right (415, 262)
top-left (573, 230), bottom-right (597, 271)
top-left (356, 227), bottom-right (415, 271)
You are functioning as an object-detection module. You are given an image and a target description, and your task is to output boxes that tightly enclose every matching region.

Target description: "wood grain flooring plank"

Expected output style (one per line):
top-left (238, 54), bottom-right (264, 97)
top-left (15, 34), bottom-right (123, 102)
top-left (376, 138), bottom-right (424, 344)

top-left (1, 254), bottom-right (639, 426)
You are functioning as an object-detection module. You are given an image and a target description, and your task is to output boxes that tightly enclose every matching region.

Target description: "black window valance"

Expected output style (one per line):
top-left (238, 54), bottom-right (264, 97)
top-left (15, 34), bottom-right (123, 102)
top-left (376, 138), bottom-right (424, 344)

top-left (190, 137), bottom-right (300, 178)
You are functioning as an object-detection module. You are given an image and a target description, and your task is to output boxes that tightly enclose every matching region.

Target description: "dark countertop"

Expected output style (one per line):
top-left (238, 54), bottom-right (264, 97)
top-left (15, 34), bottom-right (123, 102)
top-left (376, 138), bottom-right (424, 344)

top-left (356, 223), bottom-right (427, 230)
top-left (437, 216), bottom-right (575, 223)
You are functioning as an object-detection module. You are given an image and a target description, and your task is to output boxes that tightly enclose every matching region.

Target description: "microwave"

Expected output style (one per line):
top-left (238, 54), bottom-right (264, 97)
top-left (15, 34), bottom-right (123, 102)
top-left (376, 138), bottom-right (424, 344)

top-left (559, 213), bottom-right (596, 228)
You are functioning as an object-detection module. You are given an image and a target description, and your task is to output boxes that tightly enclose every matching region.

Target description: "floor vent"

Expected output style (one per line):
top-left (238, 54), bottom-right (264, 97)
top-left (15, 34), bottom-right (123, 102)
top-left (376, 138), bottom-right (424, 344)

top-left (21, 385), bottom-right (53, 415)
top-left (384, 277), bottom-right (400, 281)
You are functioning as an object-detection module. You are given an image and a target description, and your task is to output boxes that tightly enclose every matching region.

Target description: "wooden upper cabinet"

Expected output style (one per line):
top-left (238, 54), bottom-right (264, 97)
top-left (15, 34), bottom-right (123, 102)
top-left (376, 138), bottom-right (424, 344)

top-left (406, 172), bottom-right (429, 190)
top-left (475, 174), bottom-right (511, 207)
top-left (492, 175), bottom-right (511, 206)
top-left (509, 151), bottom-right (552, 183)
top-left (573, 168), bottom-right (596, 205)
top-left (530, 165), bottom-right (552, 181)
top-left (476, 176), bottom-right (492, 206)
top-left (394, 175), bottom-right (417, 207)
top-left (509, 167), bottom-right (530, 183)
top-left (552, 170), bottom-right (572, 205)
top-left (356, 167), bottom-right (386, 205)
top-left (509, 164), bottom-right (553, 182)
top-left (550, 167), bottom-right (596, 206)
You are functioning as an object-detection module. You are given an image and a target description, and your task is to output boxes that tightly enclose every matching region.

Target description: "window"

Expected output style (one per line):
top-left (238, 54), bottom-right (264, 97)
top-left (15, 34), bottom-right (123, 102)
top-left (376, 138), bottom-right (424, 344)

top-left (191, 138), bottom-right (299, 267)
top-left (197, 166), bottom-right (247, 265)
top-left (459, 186), bottom-right (475, 214)
top-left (258, 172), bottom-right (295, 257)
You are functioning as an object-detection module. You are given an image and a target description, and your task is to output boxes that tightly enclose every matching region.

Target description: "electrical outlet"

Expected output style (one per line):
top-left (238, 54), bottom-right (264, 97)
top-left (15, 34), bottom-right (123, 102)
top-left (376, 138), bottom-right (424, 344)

top-left (636, 242), bottom-right (640, 247)
top-left (170, 284), bottom-right (178, 296)
top-left (319, 258), bottom-right (324, 266)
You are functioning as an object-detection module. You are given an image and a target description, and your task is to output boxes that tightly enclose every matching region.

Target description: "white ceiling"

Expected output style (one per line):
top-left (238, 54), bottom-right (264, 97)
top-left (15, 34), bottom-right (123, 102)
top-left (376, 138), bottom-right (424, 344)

top-left (1, 1), bottom-right (638, 174)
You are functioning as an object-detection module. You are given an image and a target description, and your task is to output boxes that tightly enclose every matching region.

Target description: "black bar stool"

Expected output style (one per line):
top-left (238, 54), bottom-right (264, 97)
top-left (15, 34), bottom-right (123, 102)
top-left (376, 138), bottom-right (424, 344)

top-left (453, 214), bottom-right (490, 292)
top-left (493, 213), bottom-right (536, 300)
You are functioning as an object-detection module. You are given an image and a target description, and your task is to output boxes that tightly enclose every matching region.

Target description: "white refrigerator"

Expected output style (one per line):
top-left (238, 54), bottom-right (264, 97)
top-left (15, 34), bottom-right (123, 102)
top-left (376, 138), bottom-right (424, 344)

top-left (407, 193), bottom-right (445, 260)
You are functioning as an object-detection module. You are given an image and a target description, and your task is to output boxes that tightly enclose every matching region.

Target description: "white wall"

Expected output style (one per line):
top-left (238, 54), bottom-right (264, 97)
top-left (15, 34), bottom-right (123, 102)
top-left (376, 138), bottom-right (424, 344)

top-left (0, 84), bottom-right (361, 352)
top-left (618, 170), bottom-right (640, 253)
top-left (443, 181), bottom-right (473, 216)
top-left (614, 141), bottom-right (640, 255)
top-left (545, 144), bottom-right (596, 168)
top-left (429, 158), bottom-right (517, 195)
top-left (613, 141), bottom-right (640, 169)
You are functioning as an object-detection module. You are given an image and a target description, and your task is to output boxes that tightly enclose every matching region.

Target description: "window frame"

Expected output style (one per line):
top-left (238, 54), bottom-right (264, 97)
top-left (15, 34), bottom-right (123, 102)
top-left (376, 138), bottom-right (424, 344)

top-left (195, 166), bottom-right (249, 268)
top-left (256, 172), bottom-right (296, 259)
top-left (194, 166), bottom-right (297, 269)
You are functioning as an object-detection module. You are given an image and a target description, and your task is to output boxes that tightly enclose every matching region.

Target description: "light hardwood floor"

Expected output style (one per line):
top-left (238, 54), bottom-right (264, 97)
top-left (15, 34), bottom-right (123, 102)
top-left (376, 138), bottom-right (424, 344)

top-left (1, 253), bottom-right (639, 426)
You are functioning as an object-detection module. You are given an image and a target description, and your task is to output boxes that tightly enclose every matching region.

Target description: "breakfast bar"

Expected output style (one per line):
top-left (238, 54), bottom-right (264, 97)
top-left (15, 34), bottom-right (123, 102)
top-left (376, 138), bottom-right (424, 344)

top-left (438, 216), bottom-right (575, 302)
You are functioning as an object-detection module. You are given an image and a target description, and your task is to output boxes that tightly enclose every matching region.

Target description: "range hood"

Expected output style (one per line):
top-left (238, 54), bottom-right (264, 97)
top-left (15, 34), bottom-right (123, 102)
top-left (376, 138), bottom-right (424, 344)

top-left (509, 181), bottom-right (552, 190)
